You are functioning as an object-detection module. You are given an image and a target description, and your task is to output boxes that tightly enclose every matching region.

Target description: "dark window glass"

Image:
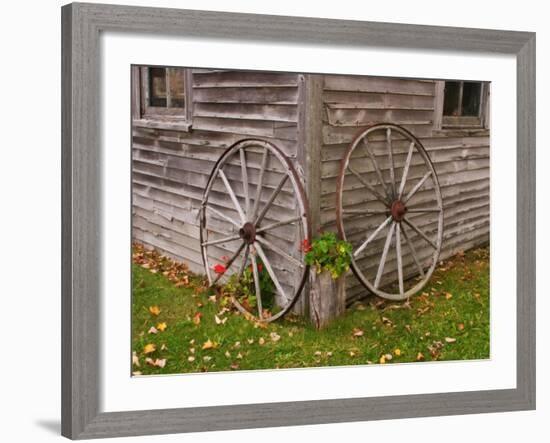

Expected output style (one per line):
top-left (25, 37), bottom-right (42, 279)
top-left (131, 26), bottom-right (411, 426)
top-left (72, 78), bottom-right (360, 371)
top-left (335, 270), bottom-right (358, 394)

top-left (149, 68), bottom-right (167, 107)
top-left (148, 67), bottom-right (186, 109)
top-left (443, 81), bottom-right (461, 116)
top-left (443, 80), bottom-right (483, 117)
top-left (461, 82), bottom-right (482, 116)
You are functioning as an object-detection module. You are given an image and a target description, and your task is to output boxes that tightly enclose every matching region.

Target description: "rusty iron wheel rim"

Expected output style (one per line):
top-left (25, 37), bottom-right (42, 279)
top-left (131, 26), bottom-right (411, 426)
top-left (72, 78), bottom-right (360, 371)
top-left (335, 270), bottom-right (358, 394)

top-left (200, 138), bottom-right (310, 322)
top-left (336, 123), bottom-right (444, 301)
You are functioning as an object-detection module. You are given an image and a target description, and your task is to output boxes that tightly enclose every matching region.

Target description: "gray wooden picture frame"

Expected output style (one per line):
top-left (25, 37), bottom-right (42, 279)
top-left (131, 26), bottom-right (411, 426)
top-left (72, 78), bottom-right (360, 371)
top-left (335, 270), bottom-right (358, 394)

top-left (61, 2), bottom-right (536, 439)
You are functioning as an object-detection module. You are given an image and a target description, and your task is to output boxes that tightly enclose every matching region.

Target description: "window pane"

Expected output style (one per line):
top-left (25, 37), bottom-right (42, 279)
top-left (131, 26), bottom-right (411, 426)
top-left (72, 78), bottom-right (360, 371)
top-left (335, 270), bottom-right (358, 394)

top-left (168, 68), bottom-right (185, 108)
top-left (149, 68), bottom-right (167, 107)
top-left (443, 81), bottom-right (461, 116)
top-left (461, 82), bottom-right (482, 116)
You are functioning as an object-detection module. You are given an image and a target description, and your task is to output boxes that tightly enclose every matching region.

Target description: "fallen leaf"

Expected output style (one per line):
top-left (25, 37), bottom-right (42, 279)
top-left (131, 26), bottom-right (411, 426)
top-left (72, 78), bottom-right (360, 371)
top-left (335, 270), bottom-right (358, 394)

top-left (215, 315), bottom-right (227, 325)
top-left (258, 337), bottom-right (265, 345)
top-left (203, 356), bottom-right (212, 362)
top-left (230, 362), bottom-right (240, 370)
top-left (416, 352), bottom-right (425, 361)
top-left (208, 295), bottom-right (217, 303)
top-left (149, 305), bottom-right (161, 316)
top-left (247, 338), bottom-right (254, 345)
top-left (327, 352), bottom-right (333, 357)
top-left (270, 332), bottom-right (281, 342)
top-left (187, 356), bottom-right (195, 362)
top-left (381, 316), bottom-right (393, 326)
top-left (224, 351), bottom-right (231, 358)
top-left (379, 355), bottom-right (386, 364)
top-left (445, 292), bottom-right (453, 300)
top-left (234, 341), bottom-right (241, 348)
top-left (143, 343), bottom-right (156, 354)
top-left (384, 353), bottom-right (393, 361)
top-left (202, 339), bottom-right (218, 350)
top-left (160, 344), bottom-right (168, 351)
top-left (192, 312), bottom-right (202, 325)
top-left (314, 351), bottom-right (322, 357)
top-left (352, 328), bottom-right (364, 337)
top-left (445, 337), bottom-right (457, 343)
top-left (189, 347), bottom-right (195, 354)
top-left (156, 322), bottom-right (167, 332)
top-left (132, 352), bottom-right (140, 367)
top-left (458, 323), bottom-right (465, 331)
top-left (236, 352), bottom-right (243, 359)
top-left (145, 357), bottom-right (166, 368)
top-left (148, 326), bottom-right (158, 334)
top-left (394, 348), bottom-right (401, 357)
top-left (132, 371), bottom-right (142, 376)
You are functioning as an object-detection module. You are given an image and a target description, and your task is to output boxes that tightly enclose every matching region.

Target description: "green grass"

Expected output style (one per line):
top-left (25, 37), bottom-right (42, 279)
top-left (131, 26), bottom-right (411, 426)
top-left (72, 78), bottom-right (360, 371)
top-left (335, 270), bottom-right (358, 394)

top-left (132, 246), bottom-right (490, 375)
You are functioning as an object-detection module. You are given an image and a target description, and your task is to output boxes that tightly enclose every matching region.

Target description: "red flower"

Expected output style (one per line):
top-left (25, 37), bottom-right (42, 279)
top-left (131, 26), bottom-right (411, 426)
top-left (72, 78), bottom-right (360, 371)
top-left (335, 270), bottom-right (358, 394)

top-left (213, 264), bottom-right (226, 274)
top-left (258, 263), bottom-right (263, 272)
top-left (302, 239), bottom-right (312, 253)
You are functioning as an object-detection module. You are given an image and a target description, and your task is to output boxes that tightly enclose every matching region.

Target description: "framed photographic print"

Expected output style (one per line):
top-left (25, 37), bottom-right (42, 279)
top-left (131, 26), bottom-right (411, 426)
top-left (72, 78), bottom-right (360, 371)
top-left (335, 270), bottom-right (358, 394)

top-left (61, 2), bottom-right (535, 439)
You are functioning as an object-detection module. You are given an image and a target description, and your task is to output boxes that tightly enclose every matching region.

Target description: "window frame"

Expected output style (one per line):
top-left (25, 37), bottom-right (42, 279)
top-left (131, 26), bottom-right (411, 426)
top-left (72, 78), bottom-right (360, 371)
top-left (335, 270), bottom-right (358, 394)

top-left (132, 65), bottom-right (193, 131)
top-left (434, 80), bottom-right (490, 132)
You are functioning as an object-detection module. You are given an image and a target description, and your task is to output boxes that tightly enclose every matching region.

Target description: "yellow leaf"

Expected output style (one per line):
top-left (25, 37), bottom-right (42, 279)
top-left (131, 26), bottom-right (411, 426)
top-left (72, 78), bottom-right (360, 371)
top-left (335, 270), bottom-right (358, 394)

top-left (445, 292), bottom-right (453, 300)
top-left (149, 305), bottom-right (161, 316)
top-left (202, 339), bottom-right (218, 350)
top-left (394, 348), bottom-right (401, 357)
top-left (156, 322), bottom-right (167, 332)
top-left (416, 352), bottom-right (425, 361)
top-left (143, 343), bottom-right (156, 354)
top-left (258, 337), bottom-right (265, 345)
top-left (379, 355), bottom-right (386, 364)
top-left (192, 312), bottom-right (202, 325)
top-left (132, 371), bottom-right (142, 376)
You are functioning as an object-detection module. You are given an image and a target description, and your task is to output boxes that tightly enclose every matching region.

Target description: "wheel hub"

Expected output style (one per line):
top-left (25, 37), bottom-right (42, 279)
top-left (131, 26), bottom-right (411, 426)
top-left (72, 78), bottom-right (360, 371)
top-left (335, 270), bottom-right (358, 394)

top-left (390, 200), bottom-right (407, 222)
top-left (239, 222), bottom-right (256, 244)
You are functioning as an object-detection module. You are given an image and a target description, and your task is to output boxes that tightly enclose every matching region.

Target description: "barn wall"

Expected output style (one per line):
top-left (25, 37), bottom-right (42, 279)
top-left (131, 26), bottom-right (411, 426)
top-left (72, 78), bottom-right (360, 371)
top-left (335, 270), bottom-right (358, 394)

top-left (319, 75), bottom-right (490, 302)
top-left (132, 69), bottom-right (304, 279)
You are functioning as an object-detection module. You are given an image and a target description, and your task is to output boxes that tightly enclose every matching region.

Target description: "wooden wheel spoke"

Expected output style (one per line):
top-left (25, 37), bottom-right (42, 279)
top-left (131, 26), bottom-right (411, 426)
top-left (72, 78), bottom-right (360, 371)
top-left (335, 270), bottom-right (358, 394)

top-left (353, 216), bottom-right (392, 258)
top-left (201, 233), bottom-right (241, 247)
top-left (237, 244), bottom-right (250, 279)
top-left (344, 208), bottom-right (388, 215)
top-left (403, 218), bottom-right (437, 250)
top-left (205, 205), bottom-right (241, 228)
top-left (386, 128), bottom-right (396, 198)
top-left (406, 207), bottom-right (441, 213)
top-left (348, 165), bottom-right (388, 204)
top-left (250, 254), bottom-right (263, 320)
top-left (254, 174), bottom-right (289, 226)
top-left (219, 169), bottom-right (246, 223)
top-left (401, 223), bottom-right (425, 278)
top-left (211, 242), bottom-right (246, 286)
top-left (255, 216), bottom-right (301, 234)
top-left (251, 149), bottom-right (269, 222)
top-left (255, 242), bottom-right (287, 301)
top-left (398, 141), bottom-right (415, 199)
top-left (256, 235), bottom-right (304, 268)
top-left (239, 148), bottom-right (250, 218)
top-left (374, 222), bottom-right (396, 289)
top-left (403, 171), bottom-right (432, 204)
top-left (362, 138), bottom-right (391, 199)
top-left (395, 224), bottom-right (404, 297)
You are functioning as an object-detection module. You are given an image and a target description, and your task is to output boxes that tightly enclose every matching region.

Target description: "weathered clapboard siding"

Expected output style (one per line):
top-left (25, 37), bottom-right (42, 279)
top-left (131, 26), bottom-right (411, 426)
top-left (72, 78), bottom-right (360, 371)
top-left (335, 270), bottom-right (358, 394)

top-left (320, 75), bottom-right (490, 302)
top-left (132, 69), bottom-right (303, 297)
top-left (133, 69), bottom-right (490, 313)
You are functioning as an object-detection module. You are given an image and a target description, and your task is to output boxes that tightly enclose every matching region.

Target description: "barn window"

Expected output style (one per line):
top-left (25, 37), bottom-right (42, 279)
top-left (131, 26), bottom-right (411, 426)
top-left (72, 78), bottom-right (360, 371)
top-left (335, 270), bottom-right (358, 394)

top-left (132, 66), bottom-right (193, 130)
top-left (435, 80), bottom-right (489, 130)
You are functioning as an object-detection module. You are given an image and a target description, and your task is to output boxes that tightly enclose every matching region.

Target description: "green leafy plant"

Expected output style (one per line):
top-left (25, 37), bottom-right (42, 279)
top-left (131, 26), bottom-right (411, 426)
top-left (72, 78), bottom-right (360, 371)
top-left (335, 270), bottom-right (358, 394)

top-left (303, 232), bottom-right (353, 279)
top-left (221, 258), bottom-right (275, 312)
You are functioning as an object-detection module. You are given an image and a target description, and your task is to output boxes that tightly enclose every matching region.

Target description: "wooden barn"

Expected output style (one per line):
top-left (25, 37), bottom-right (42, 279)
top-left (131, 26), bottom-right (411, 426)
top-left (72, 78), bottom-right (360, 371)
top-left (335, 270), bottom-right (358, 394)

top-left (131, 66), bottom-right (490, 320)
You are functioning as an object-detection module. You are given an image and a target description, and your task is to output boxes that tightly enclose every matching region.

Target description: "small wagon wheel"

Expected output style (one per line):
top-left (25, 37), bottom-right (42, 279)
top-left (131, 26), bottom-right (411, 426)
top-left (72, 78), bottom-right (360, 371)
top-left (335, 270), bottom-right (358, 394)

top-left (336, 124), bottom-right (444, 301)
top-left (200, 139), bottom-right (310, 322)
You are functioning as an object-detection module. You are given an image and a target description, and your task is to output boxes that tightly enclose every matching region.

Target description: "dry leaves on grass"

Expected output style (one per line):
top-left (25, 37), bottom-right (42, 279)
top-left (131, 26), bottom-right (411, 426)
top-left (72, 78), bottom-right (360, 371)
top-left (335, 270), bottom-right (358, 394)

top-left (352, 328), bottom-right (364, 337)
top-left (270, 332), bottom-right (281, 342)
top-left (143, 343), bottom-right (156, 354)
top-left (202, 339), bottom-right (219, 350)
top-left (192, 312), bottom-right (202, 325)
top-left (148, 305), bottom-right (161, 316)
top-left (133, 243), bottom-right (191, 288)
top-left (157, 322), bottom-right (167, 332)
top-left (145, 357), bottom-right (166, 368)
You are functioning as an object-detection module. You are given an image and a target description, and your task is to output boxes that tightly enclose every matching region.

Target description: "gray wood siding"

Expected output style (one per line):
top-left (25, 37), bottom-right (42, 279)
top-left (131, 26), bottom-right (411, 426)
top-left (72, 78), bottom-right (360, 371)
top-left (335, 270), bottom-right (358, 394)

top-left (320, 75), bottom-right (490, 302)
top-left (132, 69), bottom-right (302, 282)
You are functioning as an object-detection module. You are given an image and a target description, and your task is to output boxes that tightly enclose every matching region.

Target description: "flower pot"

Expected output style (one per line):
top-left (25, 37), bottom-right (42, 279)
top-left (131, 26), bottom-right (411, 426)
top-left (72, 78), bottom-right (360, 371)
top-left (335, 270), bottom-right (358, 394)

top-left (309, 270), bottom-right (346, 329)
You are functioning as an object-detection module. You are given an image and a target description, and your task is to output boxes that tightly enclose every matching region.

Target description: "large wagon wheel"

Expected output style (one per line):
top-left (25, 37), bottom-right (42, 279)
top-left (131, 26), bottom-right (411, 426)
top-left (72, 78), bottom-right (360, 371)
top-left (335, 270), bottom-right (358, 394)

top-left (336, 124), bottom-right (444, 301)
top-left (200, 139), bottom-right (310, 322)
